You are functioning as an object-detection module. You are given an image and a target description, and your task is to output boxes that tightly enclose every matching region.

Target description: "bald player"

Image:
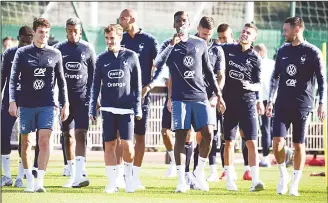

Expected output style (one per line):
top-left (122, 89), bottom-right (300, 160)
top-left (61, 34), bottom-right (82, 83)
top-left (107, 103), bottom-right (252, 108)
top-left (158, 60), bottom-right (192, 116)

top-left (119, 8), bottom-right (159, 190)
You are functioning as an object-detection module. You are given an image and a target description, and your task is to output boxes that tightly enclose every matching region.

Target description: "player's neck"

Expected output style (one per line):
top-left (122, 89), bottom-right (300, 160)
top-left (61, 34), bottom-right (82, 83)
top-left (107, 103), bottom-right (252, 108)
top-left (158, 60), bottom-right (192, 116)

top-left (33, 41), bottom-right (46, 48)
top-left (291, 35), bottom-right (304, 46)
top-left (110, 46), bottom-right (121, 53)
top-left (240, 42), bottom-right (251, 52)
top-left (127, 25), bottom-right (140, 38)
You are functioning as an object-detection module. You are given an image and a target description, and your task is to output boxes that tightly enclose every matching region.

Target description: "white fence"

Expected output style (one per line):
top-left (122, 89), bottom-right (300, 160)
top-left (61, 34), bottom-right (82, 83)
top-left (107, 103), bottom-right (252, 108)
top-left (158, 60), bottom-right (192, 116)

top-left (10, 93), bottom-right (324, 151)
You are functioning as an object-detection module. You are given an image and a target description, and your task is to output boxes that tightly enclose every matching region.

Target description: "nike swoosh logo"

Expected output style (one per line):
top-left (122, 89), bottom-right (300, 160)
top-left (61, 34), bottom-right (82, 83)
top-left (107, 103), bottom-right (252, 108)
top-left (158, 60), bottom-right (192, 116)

top-left (28, 60), bottom-right (36, 63)
top-left (62, 55), bottom-right (69, 58)
top-left (282, 57), bottom-right (288, 59)
top-left (229, 53), bottom-right (235, 56)
top-left (174, 49), bottom-right (181, 51)
top-left (104, 63), bottom-right (110, 67)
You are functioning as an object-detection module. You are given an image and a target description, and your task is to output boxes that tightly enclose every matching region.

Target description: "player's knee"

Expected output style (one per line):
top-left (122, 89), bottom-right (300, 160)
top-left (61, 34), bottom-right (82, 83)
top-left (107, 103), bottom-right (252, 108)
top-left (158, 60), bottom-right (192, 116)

top-left (245, 140), bottom-right (256, 150)
top-left (75, 129), bottom-right (87, 142)
top-left (135, 135), bottom-right (145, 144)
top-left (121, 140), bottom-right (134, 152)
top-left (38, 136), bottom-right (50, 149)
top-left (161, 128), bottom-right (171, 138)
top-left (293, 143), bottom-right (303, 153)
top-left (273, 137), bottom-right (285, 151)
top-left (104, 140), bottom-right (116, 153)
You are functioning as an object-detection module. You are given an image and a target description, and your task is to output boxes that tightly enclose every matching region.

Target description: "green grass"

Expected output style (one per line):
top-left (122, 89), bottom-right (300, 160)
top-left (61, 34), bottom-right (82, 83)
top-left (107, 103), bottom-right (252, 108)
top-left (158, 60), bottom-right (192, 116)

top-left (2, 152), bottom-right (327, 203)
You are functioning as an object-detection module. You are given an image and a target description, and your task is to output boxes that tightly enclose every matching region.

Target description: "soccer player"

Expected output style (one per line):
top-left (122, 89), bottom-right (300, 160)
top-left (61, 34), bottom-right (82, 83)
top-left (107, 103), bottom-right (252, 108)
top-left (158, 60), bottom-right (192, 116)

top-left (216, 23), bottom-right (252, 181)
top-left (89, 24), bottom-right (142, 193)
top-left (254, 44), bottom-right (275, 168)
top-left (220, 23), bottom-right (264, 192)
top-left (119, 8), bottom-right (159, 189)
top-left (54, 17), bottom-right (96, 188)
top-left (145, 11), bottom-right (223, 192)
top-left (8, 17), bottom-right (69, 192)
top-left (1, 26), bottom-right (35, 188)
top-left (192, 17), bottom-right (226, 183)
top-left (266, 16), bottom-right (326, 196)
top-left (2, 36), bottom-right (14, 51)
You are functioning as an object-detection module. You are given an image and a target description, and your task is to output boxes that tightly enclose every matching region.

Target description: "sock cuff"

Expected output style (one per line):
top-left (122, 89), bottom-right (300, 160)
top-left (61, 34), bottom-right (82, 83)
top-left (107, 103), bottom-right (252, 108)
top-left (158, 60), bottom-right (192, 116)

top-left (278, 163), bottom-right (286, 167)
top-left (199, 156), bottom-right (206, 162)
top-left (2, 154), bottom-right (10, 158)
top-left (124, 162), bottom-right (133, 166)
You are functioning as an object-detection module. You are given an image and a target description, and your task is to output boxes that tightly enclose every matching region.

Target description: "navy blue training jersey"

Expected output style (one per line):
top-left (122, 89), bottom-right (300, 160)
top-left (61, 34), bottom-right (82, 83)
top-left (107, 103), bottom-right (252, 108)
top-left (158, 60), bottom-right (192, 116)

top-left (121, 29), bottom-right (159, 86)
top-left (9, 44), bottom-right (68, 107)
top-left (221, 43), bottom-right (261, 102)
top-left (89, 48), bottom-right (142, 117)
top-left (152, 35), bottom-right (219, 101)
top-left (273, 41), bottom-right (325, 111)
top-left (53, 40), bottom-right (96, 104)
top-left (1, 46), bottom-right (20, 105)
top-left (204, 38), bottom-right (225, 98)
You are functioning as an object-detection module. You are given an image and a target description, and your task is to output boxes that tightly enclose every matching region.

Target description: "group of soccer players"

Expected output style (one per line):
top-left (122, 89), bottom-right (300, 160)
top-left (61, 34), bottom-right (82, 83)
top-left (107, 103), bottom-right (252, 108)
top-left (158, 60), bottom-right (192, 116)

top-left (1, 8), bottom-right (326, 196)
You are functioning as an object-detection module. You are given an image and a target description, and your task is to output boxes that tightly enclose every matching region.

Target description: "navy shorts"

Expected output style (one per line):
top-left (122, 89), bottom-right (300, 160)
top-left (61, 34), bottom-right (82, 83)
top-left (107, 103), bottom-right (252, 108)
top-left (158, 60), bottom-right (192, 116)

top-left (102, 111), bottom-right (134, 142)
top-left (1, 104), bottom-right (18, 154)
top-left (19, 106), bottom-right (56, 134)
top-left (223, 99), bottom-right (258, 141)
top-left (171, 100), bottom-right (215, 132)
top-left (134, 95), bottom-right (150, 136)
top-left (162, 99), bottom-right (171, 129)
top-left (273, 108), bottom-right (311, 143)
top-left (61, 101), bottom-right (89, 131)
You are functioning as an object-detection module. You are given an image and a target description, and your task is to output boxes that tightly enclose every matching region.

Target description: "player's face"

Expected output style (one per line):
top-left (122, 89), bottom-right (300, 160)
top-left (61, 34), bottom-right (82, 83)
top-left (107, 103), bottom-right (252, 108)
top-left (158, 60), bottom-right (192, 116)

top-left (119, 12), bottom-right (133, 31)
top-left (3, 39), bottom-right (14, 50)
top-left (282, 23), bottom-right (296, 43)
top-left (218, 30), bottom-right (233, 44)
top-left (66, 24), bottom-right (82, 43)
top-left (197, 26), bottom-right (213, 42)
top-left (174, 14), bottom-right (190, 33)
top-left (239, 26), bottom-right (257, 45)
top-left (34, 26), bottom-right (50, 45)
top-left (18, 35), bottom-right (33, 46)
top-left (105, 31), bottom-right (122, 51)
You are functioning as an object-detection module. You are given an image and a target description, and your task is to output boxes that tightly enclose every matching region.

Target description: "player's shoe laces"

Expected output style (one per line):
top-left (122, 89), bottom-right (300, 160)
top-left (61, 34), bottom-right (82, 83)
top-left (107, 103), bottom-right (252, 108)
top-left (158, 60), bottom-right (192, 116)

top-left (207, 172), bottom-right (219, 182)
top-left (249, 181), bottom-right (265, 192)
top-left (133, 178), bottom-right (145, 190)
top-left (14, 178), bottom-right (24, 188)
top-left (62, 165), bottom-right (71, 177)
top-left (104, 184), bottom-right (118, 193)
top-left (1, 176), bottom-right (13, 187)
top-left (24, 181), bottom-right (35, 192)
top-left (175, 183), bottom-right (190, 193)
top-left (72, 177), bottom-right (90, 188)
top-left (125, 179), bottom-right (136, 193)
top-left (243, 170), bottom-right (252, 181)
top-left (165, 164), bottom-right (177, 178)
top-left (289, 185), bottom-right (300, 196)
top-left (192, 168), bottom-right (209, 191)
top-left (226, 180), bottom-right (238, 191)
top-left (277, 173), bottom-right (290, 195)
top-left (62, 177), bottom-right (75, 188)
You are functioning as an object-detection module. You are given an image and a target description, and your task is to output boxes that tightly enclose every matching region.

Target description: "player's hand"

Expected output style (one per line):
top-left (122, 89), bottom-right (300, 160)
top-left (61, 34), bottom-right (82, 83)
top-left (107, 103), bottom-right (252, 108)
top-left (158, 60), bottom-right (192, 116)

top-left (317, 103), bottom-right (326, 122)
top-left (242, 80), bottom-right (253, 91)
top-left (8, 102), bottom-right (18, 117)
top-left (170, 33), bottom-right (181, 46)
top-left (217, 96), bottom-right (226, 114)
top-left (266, 102), bottom-right (274, 117)
top-left (142, 85), bottom-right (151, 98)
top-left (136, 116), bottom-right (142, 120)
top-left (89, 115), bottom-right (96, 121)
top-left (60, 104), bottom-right (69, 121)
top-left (209, 95), bottom-right (218, 107)
top-left (167, 98), bottom-right (172, 113)
top-left (256, 101), bottom-right (265, 116)
top-left (96, 101), bottom-right (101, 111)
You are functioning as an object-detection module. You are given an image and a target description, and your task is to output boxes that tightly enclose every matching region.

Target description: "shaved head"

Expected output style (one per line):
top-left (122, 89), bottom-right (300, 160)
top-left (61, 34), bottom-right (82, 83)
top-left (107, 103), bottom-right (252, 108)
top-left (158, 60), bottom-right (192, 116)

top-left (119, 8), bottom-right (138, 31)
